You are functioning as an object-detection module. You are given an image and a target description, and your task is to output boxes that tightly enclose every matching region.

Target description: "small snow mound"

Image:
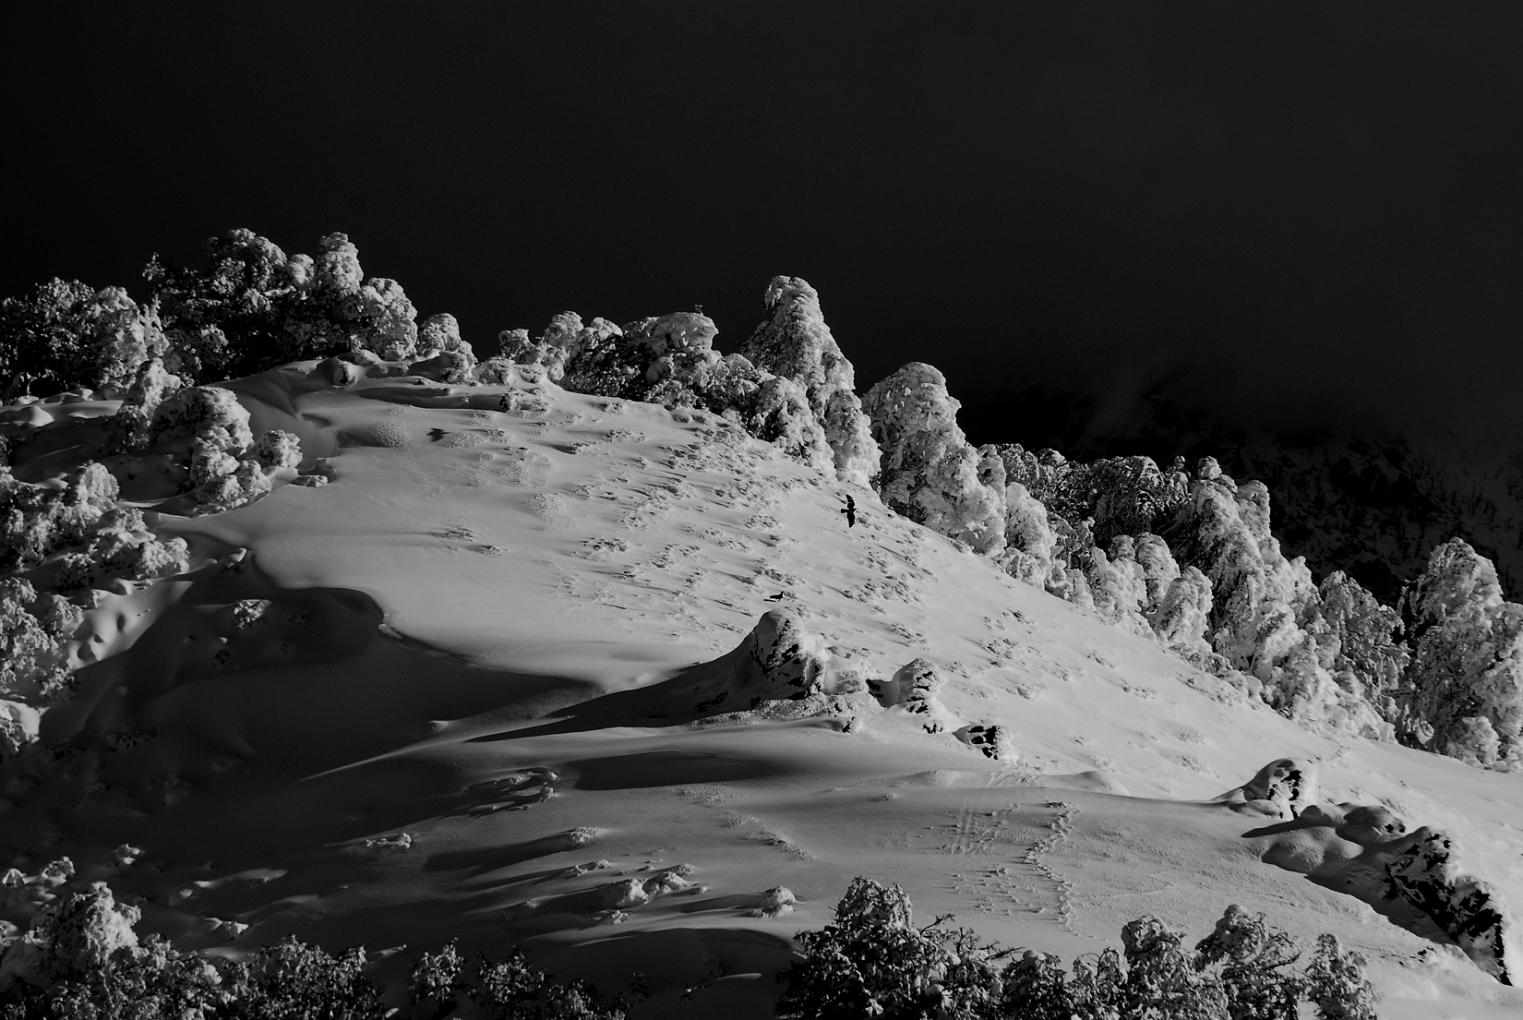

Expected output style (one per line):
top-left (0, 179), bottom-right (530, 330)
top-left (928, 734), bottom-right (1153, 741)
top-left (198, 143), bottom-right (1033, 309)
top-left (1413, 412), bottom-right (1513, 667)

top-left (603, 878), bottom-right (650, 910)
top-left (749, 886), bottom-right (797, 918)
top-left (360, 832), bottom-right (414, 855)
top-left (954, 723), bottom-right (1017, 762)
top-left (689, 610), bottom-right (834, 715)
top-left (312, 357), bottom-right (363, 388)
top-left (565, 827), bottom-right (599, 848)
top-left (643, 864), bottom-right (697, 897)
top-left (871, 657), bottom-right (958, 734)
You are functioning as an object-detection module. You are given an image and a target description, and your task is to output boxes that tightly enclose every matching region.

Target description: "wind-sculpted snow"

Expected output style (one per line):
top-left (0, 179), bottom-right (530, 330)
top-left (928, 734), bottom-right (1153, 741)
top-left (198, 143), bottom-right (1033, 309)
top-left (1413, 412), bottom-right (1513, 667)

top-left (1235, 765), bottom-right (1519, 986)
top-left (645, 610), bottom-right (858, 719)
top-left (1221, 757), bottom-right (1320, 820)
top-left (1382, 828), bottom-right (1516, 985)
top-left (863, 363), bottom-right (1006, 555)
top-left (870, 657), bottom-right (951, 730)
top-left (739, 276), bottom-right (880, 487)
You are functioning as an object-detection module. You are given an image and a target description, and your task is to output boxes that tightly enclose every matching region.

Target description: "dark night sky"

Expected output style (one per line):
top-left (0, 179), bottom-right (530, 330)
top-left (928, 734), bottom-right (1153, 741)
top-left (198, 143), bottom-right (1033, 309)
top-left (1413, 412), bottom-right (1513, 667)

top-left (5, 3), bottom-right (1523, 449)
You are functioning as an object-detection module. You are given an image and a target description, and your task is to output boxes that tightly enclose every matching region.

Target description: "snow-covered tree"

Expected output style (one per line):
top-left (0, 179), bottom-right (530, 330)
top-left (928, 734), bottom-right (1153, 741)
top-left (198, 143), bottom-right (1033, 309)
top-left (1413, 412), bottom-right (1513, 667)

top-left (498, 307), bottom-right (838, 473)
top-left (1084, 541), bottom-right (1151, 635)
top-left (739, 276), bottom-right (879, 487)
top-left (1402, 538), bottom-right (1523, 765)
top-left (863, 363), bottom-right (1005, 555)
top-left (1304, 570), bottom-right (1410, 724)
top-left (145, 228), bottom-right (435, 378)
top-left (1000, 481), bottom-right (1058, 586)
top-left (1148, 567), bottom-right (1214, 659)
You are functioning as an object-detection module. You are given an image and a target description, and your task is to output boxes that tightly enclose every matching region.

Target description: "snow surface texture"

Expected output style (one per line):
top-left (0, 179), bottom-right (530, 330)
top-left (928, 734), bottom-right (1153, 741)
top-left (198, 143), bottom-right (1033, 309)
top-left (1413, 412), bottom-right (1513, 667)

top-left (1, 354), bottom-right (1521, 1018)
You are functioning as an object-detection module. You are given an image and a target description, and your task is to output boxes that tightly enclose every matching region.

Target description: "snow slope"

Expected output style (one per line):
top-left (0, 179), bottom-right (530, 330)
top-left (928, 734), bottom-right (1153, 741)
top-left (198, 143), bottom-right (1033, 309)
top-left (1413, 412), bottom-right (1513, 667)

top-left (3, 362), bottom-right (1522, 1017)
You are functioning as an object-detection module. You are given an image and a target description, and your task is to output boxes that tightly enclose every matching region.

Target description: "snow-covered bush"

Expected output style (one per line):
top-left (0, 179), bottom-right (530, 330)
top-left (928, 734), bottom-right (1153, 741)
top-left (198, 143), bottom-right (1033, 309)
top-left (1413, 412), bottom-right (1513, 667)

top-left (0, 886), bottom-right (632, 1020)
top-left (0, 464), bottom-right (117, 573)
top-left (150, 385), bottom-right (254, 454)
top-left (0, 579), bottom-right (72, 703)
top-left (500, 307), bottom-right (838, 472)
top-left (469, 948), bottom-right (629, 1019)
top-left (253, 429), bottom-right (302, 470)
top-left (779, 879), bottom-right (1380, 1020)
top-left (146, 228), bottom-right (305, 379)
top-left (0, 279), bottom-right (166, 400)
top-left (1, 882), bottom-right (141, 987)
top-left (217, 938), bottom-right (383, 1019)
top-left (1302, 934), bottom-right (1380, 1020)
top-left (354, 277), bottom-right (418, 361)
top-left (777, 877), bottom-right (1001, 1020)
top-left (146, 385), bottom-right (294, 513)
top-left (0, 464), bottom-right (188, 627)
top-left (411, 313), bottom-right (477, 383)
top-left (143, 228), bottom-right (437, 380)
top-left (1192, 904), bottom-right (1312, 1020)
top-left (104, 357), bottom-right (184, 452)
top-left (739, 275), bottom-right (879, 486)
top-left (863, 363), bottom-right (1006, 555)
top-left (416, 312), bottom-right (464, 357)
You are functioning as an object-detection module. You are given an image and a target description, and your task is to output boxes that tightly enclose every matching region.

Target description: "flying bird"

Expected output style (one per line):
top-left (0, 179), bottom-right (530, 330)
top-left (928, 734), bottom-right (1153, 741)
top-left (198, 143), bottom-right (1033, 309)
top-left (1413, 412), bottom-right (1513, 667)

top-left (839, 494), bottom-right (857, 528)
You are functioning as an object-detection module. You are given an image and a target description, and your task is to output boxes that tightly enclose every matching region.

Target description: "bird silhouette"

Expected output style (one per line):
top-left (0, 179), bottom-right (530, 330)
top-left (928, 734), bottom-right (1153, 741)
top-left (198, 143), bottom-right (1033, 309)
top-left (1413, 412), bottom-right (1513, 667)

top-left (839, 494), bottom-right (857, 528)
top-left (763, 591), bottom-right (786, 603)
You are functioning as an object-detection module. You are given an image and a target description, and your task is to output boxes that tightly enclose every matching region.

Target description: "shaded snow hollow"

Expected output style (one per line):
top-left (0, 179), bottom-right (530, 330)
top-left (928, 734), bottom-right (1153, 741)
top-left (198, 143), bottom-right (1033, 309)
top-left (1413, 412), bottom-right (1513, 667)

top-left (0, 358), bottom-right (1520, 1018)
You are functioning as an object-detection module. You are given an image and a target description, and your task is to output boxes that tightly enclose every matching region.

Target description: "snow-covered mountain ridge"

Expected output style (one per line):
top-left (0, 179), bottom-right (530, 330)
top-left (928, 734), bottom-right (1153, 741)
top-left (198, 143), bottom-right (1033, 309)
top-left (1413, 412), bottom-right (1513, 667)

top-left (1, 229), bottom-right (1521, 1016)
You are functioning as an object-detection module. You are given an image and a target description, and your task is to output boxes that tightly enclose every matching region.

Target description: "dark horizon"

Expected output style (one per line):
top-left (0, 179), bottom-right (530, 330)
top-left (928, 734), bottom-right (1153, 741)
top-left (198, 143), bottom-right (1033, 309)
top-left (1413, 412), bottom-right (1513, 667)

top-left (6, 3), bottom-right (1523, 451)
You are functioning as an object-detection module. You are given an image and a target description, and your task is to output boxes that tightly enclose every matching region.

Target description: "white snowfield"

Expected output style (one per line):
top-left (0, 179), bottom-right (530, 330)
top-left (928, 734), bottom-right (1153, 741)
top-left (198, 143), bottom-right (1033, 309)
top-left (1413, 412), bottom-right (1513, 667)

top-left (3, 361), bottom-right (1522, 1018)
